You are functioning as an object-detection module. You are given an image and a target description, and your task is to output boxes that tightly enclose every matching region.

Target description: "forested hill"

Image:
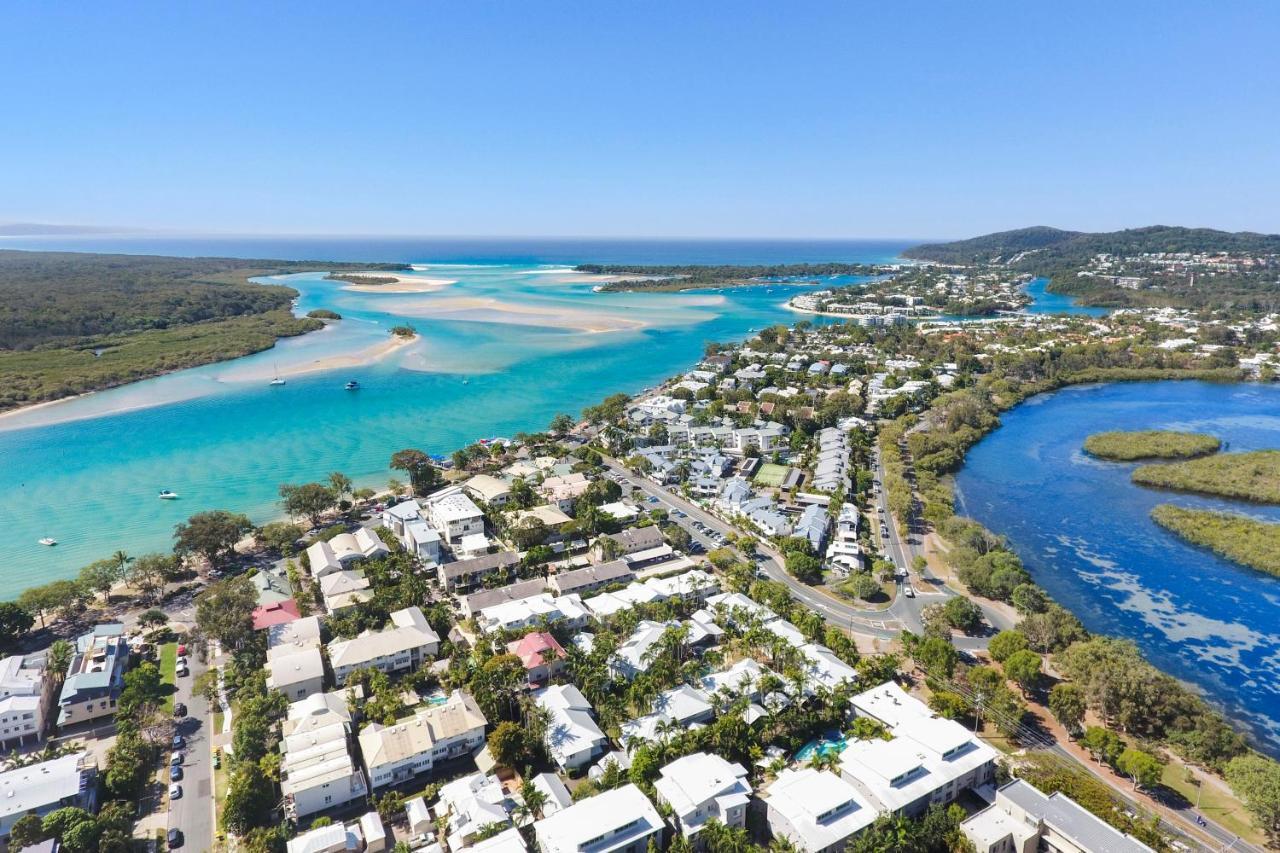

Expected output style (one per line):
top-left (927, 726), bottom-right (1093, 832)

top-left (904, 225), bottom-right (1280, 266)
top-left (0, 249), bottom-right (406, 412)
top-left (0, 250), bottom-right (406, 350)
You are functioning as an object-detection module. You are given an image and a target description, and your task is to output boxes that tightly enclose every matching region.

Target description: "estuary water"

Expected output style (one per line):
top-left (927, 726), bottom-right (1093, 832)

top-left (0, 236), bottom-right (908, 593)
top-left (955, 380), bottom-right (1280, 754)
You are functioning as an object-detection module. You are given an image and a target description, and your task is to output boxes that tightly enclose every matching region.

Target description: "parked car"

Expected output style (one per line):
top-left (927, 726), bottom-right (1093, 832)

top-left (169, 765), bottom-right (183, 782)
top-left (173, 702), bottom-right (187, 718)
top-left (168, 828), bottom-right (183, 848)
top-left (172, 734), bottom-right (185, 749)
top-left (169, 784), bottom-right (182, 800)
top-left (170, 752), bottom-right (183, 766)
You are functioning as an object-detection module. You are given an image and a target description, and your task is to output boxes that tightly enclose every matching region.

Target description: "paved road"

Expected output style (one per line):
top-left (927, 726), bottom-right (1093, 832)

top-left (167, 654), bottom-right (214, 852)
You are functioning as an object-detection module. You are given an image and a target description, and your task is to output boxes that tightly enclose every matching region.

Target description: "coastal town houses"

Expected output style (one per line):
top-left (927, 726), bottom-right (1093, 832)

top-left (591, 526), bottom-right (664, 562)
top-left (433, 770), bottom-right (513, 850)
top-left (0, 653), bottom-right (51, 748)
top-left (654, 752), bottom-right (752, 843)
top-left (285, 813), bottom-right (387, 853)
top-left (548, 560), bottom-right (633, 597)
top-left (534, 684), bottom-right (608, 771)
top-left (327, 606), bottom-right (440, 685)
top-left (961, 780), bottom-right (1155, 853)
top-left (763, 767), bottom-right (879, 853)
top-left (533, 783), bottom-right (665, 853)
top-left (438, 550), bottom-right (520, 593)
top-left (465, 473), bottom-right (514, 507)
top-left (305, 527), bottom-right (389, 578)
top-left (0, 752), bottom-right (97, 841)
top-left (424, 486), bottom-right (486, 545)
top-left (462, 577), bottom-right (547, 620)
top-left (538, 472), bottom-right (592, 514)
top-left (476, 592), bottom-right (591, 636)
top-left (280, 693), bottom-right (367, 820)
top-left (57, 623), bottom-right (128, 729)
top-left (358, 690), bottom-right (487, 790)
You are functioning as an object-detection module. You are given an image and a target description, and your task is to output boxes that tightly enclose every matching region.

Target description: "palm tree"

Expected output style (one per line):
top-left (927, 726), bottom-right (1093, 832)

top-left (517, 770), bottom-right (548, 822)
top-left (111, 550), bottom-right (133, 576)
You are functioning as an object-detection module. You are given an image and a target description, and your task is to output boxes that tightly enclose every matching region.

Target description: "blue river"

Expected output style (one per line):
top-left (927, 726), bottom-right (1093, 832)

top-left (955, 380), bottom-right (1280, 754)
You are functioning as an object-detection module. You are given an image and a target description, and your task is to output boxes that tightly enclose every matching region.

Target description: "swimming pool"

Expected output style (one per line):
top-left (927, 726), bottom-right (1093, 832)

top-left (794, 733), bottom-right (849, 762)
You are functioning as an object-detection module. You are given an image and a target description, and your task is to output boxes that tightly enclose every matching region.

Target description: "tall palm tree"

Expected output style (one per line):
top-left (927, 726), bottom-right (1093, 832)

top-left (111, 550), bottom-right (133, 576)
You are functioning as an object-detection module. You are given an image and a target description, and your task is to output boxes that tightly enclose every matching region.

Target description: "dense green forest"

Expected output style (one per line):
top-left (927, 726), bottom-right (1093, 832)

top-left (904, 225), bottom-right (1280, 266)
top-left (0, 249), bottom-right (406, 411)
top-left (903, 226), bottom-right (1280, 311)
top-left (576, 262), bottom-right (885, 292)
top-left (0, 249), bottom-right (405, 350)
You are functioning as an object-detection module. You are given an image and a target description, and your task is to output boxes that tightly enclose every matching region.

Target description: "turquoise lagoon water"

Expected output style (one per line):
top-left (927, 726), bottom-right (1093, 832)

top-left (955, 381), bottom-right (1280, 754)
top-left (1022, 276), bottom-right (1110, 317)
top-left (0, 237), bottom-right (911, 594)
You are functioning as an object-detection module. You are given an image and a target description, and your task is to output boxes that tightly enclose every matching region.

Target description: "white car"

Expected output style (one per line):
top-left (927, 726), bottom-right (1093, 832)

top-left (169, 783), bottom-right (182, 800)
top-left (170, 752), bottom-right (183, 766)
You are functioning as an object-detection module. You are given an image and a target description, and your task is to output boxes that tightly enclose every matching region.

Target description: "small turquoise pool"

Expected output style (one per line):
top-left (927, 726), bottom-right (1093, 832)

top-left (795, 734), bottom-right (849, 762)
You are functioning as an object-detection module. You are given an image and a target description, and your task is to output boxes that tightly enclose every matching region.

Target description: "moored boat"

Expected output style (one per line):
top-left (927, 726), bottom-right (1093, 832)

top-left (38, 537), bottom-right (56, 546)
top-left (159, 490), bottom-right (179, 500)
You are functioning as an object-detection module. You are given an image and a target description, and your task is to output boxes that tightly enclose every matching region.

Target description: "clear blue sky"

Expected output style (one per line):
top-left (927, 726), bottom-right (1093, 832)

top-left (4, 1), bottom-right (1277, 239)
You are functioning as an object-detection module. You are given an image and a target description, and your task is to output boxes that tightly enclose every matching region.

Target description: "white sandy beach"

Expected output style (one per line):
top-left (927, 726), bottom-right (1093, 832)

top-left (222, 332), bottom-right (420, 380)
top-left (395, 295), bottom-right (650, 333)
top-left (337, 273), bottom-right (458, 293)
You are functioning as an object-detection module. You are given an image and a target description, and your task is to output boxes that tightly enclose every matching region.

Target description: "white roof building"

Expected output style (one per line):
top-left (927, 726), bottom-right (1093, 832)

top-left (476, 593), bottom-right (590, 635)
top-left (533, 783), bottom-right (664, 853)
top-left (280, 718), bottom-right (366, 819)
top-left (470, 826), bottom-right (528, 852)
top-left (327, 606), bottom-right (440, 684)
top-left (0, 752), bottom-right (96, 839)
top-left (268, 615), bottom-right (323, 658)
top-left (764, 767), bottom-right (878, 853)
top-left (654, 752), bottom-right (752, 839)
top-left (306, 527), bottom-right (389, 578)
top-left (359, 690), bottom-right (488, 790)
top-left (533, 684), bottom-right (607, 771)
top-left (0, 654), bottom-right (48, 748)
top-left (435, 771), bottom-right (512, 850)
top-left (962, 780), bottom-right (1155, 853)
top-left (267, 645), bottom-right (326, 702)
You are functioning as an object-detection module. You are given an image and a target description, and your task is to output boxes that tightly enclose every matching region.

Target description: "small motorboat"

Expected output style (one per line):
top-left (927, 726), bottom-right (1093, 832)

top-left (38, 537), bottom-right (57, 547)
top-left (158, 490), bottom-right (179, 500)
top-left (345, 380), bottom-right (360, 391)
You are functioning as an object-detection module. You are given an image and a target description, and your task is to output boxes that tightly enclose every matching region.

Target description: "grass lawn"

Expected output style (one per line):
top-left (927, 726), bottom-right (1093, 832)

top-left (158, 642), bottom-right (178, 713)
top-left (754, 463), bottom-right (790, 488)
top-left (1160, 762), bottom-right (1264, 846)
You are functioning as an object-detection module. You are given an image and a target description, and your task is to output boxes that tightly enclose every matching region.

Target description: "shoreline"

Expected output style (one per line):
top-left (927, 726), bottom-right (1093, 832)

top-left (335, 273), bottom-right (458, 293)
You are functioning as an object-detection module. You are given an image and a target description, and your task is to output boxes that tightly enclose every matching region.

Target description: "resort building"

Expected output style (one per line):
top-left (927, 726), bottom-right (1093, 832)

top-left (305, 527), bottom-right (389, 578)
top-left (438, 550), bottom-right (519, 592)
top-left (57, 623), bottom-right (129, 729)
top-left (533, 783), bottom-right (664, 853)
top-left (358, 690), bottom-right (488, 790)
top-left (282, 691), bottom-right (351, 738)
top-left (654, 752), bottom-right (752, 842)
top-left (840, 682), bottom-right (997, 817)
top-left (763, 767), bottom-right (878, 853)
top-left (318, 569), bottom-right (372, 615)
top-left (285, 817), bottom-right (376, 853)
top-left (508, 631), bottom-right (568, 686)
top-left (533, 684), bottom-right (608, 771)
top-left (425, 487), bottom-right (486, 545)
top-left (327, 606), bottom-right (440, 685)
top-left (0, 654), bottom-right (51, 749)
top-left (961, 780), bottom-right (1155, 853)
top-left (0, 752), bottom-right (97, 841)
top-left (471, 827), bottom-right (528, 852)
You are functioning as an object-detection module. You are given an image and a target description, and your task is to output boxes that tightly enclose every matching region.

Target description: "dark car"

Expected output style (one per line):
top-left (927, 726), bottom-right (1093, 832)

top-left (173, 702), bottom-right (187, 718)
top-left (172, 734), bottom-right (185, 749)
top-left (168, 828), bottom-right (183, 848)
top-left (169, 764), bottom-right (183, 782)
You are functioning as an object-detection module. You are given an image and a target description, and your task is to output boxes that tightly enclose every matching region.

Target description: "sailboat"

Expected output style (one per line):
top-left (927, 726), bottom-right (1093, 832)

top-left (269, 363), bottom-right (286, 386)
